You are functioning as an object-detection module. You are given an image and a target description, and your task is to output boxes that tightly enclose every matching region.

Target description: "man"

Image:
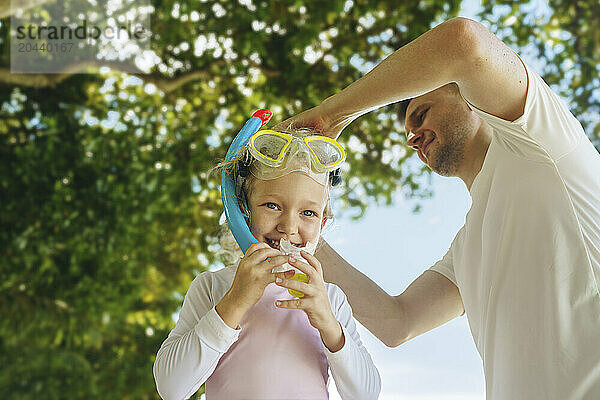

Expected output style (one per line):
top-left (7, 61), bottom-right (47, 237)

top-left (276, 17), bottom-right (600, 399)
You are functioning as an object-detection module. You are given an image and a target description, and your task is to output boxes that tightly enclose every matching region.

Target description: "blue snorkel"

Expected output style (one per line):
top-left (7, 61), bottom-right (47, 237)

top-left (221, 109), bottom-right (272, 254)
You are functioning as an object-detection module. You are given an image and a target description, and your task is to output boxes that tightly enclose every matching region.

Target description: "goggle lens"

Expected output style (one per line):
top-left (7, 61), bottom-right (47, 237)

top-left (252, 132), bottom-right (289, 161)
top-left (308, 140), bottom-right (344, 166)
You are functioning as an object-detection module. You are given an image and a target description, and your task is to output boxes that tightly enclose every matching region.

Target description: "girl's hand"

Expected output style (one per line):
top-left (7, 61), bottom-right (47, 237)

top-left (274, 251), bottom-right (345, 352)
top-left (216, 243), bottom-right (289, 328)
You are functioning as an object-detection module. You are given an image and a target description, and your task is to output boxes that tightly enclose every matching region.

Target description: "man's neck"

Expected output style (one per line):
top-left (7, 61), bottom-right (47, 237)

top-left (460, 121), bottom-right (493, 191)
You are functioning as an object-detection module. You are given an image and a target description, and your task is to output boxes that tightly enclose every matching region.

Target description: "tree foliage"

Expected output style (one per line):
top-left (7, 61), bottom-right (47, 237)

top-left (0, 0), bottom-right (597, 398)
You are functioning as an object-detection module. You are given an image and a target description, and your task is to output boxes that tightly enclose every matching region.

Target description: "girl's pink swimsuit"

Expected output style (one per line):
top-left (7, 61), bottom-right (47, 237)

top-left (153, 262), bottom-right (381, 400)
top-left (206, 282), bottom-right (329, 399)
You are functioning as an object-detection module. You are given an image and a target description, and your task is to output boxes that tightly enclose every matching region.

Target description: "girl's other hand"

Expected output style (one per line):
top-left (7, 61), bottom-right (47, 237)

top-left (216, 243), bottom-right (288, 328)
top-left (274, 251), bottom-right (345, 352)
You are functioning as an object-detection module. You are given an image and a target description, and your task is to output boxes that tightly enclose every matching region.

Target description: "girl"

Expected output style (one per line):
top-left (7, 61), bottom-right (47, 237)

top-left (153, 128), bottom-right (381, 400)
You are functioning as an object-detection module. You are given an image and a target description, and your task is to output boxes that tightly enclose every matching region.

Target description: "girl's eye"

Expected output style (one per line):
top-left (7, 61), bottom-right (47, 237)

top-left (302, 210), bottom-right (317, 217)
top-left (265, 202), bottom-right (279, 210)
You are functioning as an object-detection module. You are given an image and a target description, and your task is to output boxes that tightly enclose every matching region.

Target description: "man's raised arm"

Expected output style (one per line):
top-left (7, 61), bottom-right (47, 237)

top-left (316, 241), bottom-right (464, 347)
top-left (279, 17), bottom-right (527, 138)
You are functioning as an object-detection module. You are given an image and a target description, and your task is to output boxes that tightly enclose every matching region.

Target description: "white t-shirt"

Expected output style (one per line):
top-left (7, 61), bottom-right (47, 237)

top-left (430, 63), bottom-right (600, 399)
top-left (153, 260), bottom-right (381, 400)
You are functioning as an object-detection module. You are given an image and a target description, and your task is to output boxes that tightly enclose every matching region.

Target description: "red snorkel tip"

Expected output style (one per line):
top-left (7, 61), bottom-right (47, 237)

top-left (252, 109), bottom-right (272, 127)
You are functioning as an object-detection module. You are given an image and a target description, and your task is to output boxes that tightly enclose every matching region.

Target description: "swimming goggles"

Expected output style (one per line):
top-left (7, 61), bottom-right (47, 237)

top-left (248, 130), bottom-right (346, 173)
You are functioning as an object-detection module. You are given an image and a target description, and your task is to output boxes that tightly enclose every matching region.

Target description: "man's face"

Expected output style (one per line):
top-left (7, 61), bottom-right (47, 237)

top-left (404, 86), bottom-right (478, 177)
top-left (247, 172), bottom-right (328, 250)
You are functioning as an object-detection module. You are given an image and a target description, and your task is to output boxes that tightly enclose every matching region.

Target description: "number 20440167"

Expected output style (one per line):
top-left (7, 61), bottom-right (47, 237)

top-left (17, 42), bottom-right (73, 53)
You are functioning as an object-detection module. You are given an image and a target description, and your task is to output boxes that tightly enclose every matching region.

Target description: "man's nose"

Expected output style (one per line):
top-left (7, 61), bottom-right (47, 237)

top-left (406, 130), bottom-right (423, 149)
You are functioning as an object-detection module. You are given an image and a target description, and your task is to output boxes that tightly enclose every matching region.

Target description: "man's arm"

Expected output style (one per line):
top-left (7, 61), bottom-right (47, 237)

top-left (316, 241), bottom-right (464, 347)
top-left (316, 17), bottom-right (527, 136)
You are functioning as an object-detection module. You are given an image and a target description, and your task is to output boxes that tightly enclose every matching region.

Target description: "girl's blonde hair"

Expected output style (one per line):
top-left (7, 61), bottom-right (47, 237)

top-left (214, 127), bottom-right (340, 264)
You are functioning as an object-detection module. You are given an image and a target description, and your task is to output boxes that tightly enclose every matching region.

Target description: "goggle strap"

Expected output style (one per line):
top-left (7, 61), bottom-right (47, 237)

top-left (236, 156), bottom-right (251, 177)
top-left (329, 168), bottom-right (342, 187)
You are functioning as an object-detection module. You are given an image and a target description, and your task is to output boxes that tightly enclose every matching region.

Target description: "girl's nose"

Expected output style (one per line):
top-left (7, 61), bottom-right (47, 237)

top-left (277, 212), bottom-right (299, 235)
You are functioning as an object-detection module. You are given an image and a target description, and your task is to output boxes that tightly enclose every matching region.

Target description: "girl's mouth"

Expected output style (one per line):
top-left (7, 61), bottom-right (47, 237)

top-left (265, 237), bottom-right (303, 250)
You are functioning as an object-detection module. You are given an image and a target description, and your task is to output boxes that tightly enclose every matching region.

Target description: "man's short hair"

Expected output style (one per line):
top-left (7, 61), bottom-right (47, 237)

top-left (396, 83), bottom-right (461, 128)
top-left (396, 98), bottom-right (413, 128)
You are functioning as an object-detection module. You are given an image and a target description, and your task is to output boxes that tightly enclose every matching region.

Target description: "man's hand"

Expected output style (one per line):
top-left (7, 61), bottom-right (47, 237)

top-left (273, 100), bottom-right (347, 139)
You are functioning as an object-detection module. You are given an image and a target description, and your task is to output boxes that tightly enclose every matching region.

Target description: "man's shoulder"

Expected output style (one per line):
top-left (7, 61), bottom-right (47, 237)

top-left (475, 62), bottom-right (585, 161)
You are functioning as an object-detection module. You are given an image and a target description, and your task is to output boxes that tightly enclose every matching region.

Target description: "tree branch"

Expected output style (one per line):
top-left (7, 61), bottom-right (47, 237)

top-left (0, 57), bottom-right (281, 92)
top-left (0, 59), bottom-right (147, 87)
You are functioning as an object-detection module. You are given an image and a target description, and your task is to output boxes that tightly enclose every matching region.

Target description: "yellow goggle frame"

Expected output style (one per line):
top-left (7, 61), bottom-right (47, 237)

top-left (248, 130), bottom-right (345, 173)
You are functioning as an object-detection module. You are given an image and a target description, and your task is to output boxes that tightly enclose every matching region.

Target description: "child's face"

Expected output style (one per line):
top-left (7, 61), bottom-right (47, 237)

top-left (247, 171), bottom-right (328, 250)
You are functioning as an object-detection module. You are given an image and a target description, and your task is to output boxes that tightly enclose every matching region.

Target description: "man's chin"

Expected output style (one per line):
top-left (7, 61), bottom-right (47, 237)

top-left (432, 162), bottom-right (460, 177)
